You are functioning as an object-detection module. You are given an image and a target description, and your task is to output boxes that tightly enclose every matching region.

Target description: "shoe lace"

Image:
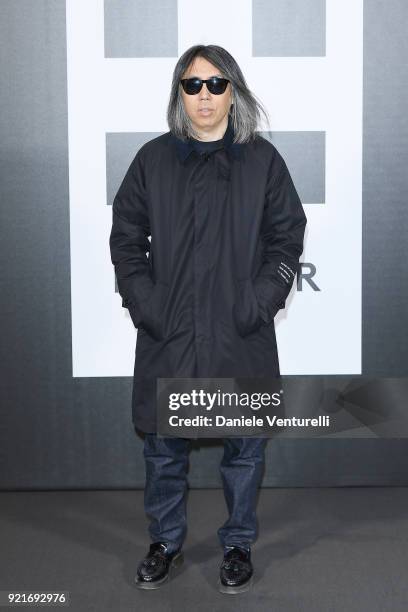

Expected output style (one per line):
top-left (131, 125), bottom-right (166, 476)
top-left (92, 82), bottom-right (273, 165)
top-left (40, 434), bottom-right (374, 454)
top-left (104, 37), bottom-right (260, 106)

top-left (223, 549), bottom-right (248, 571)
top-left (143, 550), bottom-right (166, 569)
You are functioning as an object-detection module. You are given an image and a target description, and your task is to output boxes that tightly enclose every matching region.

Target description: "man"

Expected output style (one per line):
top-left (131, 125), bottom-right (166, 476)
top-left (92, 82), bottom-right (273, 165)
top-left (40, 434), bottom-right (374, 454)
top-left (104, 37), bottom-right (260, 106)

top-left (109, 44), bottom-right (307, 594)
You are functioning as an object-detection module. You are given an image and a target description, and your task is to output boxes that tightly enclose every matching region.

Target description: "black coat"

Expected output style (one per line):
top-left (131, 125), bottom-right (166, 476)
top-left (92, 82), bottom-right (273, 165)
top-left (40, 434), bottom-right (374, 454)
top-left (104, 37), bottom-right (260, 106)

top-left (109, 116), bottom-right (307, 433)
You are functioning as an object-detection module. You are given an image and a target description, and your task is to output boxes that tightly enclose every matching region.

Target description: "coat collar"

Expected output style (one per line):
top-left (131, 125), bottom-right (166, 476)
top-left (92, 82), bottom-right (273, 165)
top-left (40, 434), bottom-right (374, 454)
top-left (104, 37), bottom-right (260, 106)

top-left (169, 114), bottom-right (243, 163)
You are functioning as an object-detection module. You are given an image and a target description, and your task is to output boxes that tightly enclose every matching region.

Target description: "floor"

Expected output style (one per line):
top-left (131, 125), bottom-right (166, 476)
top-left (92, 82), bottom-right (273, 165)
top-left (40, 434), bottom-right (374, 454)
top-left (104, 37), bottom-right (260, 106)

top-left (0, 487), bottom-right (407, 611)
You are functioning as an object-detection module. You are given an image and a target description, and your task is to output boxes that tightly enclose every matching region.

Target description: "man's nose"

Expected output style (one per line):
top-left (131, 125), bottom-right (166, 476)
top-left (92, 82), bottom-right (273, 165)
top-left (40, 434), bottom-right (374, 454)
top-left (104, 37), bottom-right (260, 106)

top-left (199, 84), bottom-right (210, 99)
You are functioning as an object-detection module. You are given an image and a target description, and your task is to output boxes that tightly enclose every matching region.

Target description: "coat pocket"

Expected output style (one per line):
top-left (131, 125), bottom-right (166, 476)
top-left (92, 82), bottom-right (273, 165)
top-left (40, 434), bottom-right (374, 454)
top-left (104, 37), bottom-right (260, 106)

top-left (232, 277), bottom-right (263, 337)
top-left (130, 281), bottom-right (170, 341)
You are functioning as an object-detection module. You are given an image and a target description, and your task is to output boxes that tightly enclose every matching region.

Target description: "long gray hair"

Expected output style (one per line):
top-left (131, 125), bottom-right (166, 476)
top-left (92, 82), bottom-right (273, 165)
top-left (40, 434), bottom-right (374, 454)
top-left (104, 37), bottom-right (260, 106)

top-left (166, 44), bottom-right (270, 143)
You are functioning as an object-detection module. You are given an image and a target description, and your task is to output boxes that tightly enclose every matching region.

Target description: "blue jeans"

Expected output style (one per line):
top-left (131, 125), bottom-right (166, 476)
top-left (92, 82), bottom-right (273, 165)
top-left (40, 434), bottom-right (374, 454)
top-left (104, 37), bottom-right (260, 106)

top-left (143, 434), bottom-right (268, 554)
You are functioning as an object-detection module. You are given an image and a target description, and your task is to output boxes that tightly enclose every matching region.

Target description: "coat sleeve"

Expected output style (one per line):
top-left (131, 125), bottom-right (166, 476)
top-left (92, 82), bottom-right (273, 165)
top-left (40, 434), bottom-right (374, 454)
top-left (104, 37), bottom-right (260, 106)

top-left (253, 149), bottom-right (307, 324)
top-left (109, 148), bottom-right (154, 327)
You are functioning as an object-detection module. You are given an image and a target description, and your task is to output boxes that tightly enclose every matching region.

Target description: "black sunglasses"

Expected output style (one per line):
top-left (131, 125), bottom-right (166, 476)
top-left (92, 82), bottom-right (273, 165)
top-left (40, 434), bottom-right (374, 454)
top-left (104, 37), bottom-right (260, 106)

top-left (180, 76), bottom-right (230, 95)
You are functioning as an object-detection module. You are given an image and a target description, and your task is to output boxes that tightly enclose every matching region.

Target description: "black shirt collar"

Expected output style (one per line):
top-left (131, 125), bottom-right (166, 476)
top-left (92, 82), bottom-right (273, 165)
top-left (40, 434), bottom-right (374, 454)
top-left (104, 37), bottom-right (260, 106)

top-left (170, 114), bottom-right (243, 163)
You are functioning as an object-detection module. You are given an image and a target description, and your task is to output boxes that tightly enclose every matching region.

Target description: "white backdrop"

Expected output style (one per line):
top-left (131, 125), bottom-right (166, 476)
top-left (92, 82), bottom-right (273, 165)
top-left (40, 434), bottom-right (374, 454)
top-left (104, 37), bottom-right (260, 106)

top-left (66, 0), bottom-right (363, 378)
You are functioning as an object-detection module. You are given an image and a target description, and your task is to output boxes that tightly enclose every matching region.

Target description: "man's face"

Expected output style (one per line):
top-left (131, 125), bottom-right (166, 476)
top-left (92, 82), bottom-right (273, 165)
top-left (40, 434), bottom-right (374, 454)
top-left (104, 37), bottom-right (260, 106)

top-left (180, 56), bottom-right (232, 136)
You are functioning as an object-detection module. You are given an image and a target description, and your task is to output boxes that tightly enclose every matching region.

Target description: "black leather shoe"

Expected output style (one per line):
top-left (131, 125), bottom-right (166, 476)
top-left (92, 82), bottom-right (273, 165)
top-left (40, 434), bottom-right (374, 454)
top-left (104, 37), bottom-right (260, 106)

top-left (218, 546), bottom-right (253, 594)
top-left (134, 542), bottom-right (184, 589)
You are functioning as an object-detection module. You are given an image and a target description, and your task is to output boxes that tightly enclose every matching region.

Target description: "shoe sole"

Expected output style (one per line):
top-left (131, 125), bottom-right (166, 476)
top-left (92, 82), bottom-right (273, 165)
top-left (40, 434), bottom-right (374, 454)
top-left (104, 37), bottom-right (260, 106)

top-left (218, 574), bottom-right (253, 595)
top-left (134, 551), bottom-right (184, 590)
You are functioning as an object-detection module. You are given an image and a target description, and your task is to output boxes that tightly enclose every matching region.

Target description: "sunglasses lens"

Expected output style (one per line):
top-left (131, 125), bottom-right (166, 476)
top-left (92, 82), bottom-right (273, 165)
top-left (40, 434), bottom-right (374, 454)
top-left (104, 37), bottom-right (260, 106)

top-left (183, 78), bottom-right (202, 94)
top-left (207, 78), bottom-right (228, 94)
